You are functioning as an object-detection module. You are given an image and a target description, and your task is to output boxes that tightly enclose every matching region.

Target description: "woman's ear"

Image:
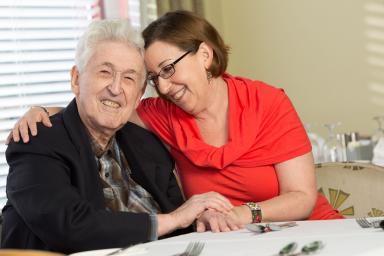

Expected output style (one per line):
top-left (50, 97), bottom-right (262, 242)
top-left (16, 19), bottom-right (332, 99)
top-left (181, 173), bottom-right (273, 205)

top-left (70, 66), bottom-right (80, 96)
top-left (197, 42), bottom-right (214, 70)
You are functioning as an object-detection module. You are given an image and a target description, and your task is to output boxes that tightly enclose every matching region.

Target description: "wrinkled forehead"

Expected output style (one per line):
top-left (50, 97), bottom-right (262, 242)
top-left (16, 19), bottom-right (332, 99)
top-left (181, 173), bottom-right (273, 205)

top-left (88, 41), bottom-right (145, 73)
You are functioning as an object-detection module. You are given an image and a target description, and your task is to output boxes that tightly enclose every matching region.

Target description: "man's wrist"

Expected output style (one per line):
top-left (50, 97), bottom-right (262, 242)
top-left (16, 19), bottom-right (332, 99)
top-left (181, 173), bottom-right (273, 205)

top-left (157, 213), bottom-right (178, 237)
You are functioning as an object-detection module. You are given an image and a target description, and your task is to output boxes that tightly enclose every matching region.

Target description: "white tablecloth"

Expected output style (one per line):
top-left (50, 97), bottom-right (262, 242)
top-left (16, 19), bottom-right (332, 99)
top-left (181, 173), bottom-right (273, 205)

top-left (72, 218), bottom-right (384, 256)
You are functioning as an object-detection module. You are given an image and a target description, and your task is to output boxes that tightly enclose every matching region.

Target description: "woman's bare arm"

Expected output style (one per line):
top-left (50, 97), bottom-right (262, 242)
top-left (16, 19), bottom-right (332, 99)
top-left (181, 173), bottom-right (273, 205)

top-left (6, 106), bottom-right (149, 144)
top-left (250, 153), bottom-right (317, 222)
top-left (208, 153), bottom-right (316, 227)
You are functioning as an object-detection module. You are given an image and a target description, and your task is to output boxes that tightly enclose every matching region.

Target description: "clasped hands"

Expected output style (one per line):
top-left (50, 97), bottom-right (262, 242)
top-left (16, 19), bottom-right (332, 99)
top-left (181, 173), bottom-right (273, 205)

top-left (196, 208), bottom-right (244, 233)
top-left (168, 191), bottom-right (244, 234)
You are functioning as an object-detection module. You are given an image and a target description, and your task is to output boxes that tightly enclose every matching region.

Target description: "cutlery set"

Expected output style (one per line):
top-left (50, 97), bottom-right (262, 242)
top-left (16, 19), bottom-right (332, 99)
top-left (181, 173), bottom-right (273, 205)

top-left (245, 221), bottom-right (298, 233)
top-left (355, 217), bottom-right (384, 229)
top-left (106, 218), bottom-right (384, 256)
top-left (245, 222), bottom-right (325, 255)
top-left (278, 241), bottom-right (324, 256)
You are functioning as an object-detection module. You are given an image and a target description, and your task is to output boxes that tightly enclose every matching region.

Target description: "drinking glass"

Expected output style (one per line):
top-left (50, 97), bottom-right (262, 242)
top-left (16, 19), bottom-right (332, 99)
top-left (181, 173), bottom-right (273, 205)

top-left (322, 122), bottom-right (345, 162)
top-left (371, 116), bottom-right (384, 145)
top-left (304, 123), bottom-right (324, 163)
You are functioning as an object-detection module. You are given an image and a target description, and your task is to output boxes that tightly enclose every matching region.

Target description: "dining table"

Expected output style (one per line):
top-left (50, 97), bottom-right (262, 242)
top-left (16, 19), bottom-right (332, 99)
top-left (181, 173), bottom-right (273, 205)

top-left (71, 217), bottom-right (384, 256)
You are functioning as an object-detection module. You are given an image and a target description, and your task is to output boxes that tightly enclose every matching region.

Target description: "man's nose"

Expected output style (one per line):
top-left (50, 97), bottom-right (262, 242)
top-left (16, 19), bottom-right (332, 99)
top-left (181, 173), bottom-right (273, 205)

top-left (108, 72), bottom-right (123, 95)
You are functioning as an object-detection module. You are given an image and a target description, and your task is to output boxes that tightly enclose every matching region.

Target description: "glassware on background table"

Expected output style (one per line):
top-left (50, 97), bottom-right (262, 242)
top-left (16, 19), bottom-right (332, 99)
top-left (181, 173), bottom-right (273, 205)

top-left (322, 122), bottom-right (346, 162)
top-left (371, 116), bottom-right (384, 165)
top-left (372, 116), bottom-right (384, 146)
top-left (304, 124), bottom-right (325, 163)
top-left (337, 133), bottom-right (349, 162)
top-left (347, 132), bottom-right (373, 162)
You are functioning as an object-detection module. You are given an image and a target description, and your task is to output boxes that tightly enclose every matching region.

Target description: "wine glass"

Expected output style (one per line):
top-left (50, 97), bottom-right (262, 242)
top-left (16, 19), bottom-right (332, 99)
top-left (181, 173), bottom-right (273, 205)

top-left (322, 122), bottom-right (345, 162)
top-left (371, 116), bottom-right (384, 145)
top-left (304, 123), bottom-right (324, 163)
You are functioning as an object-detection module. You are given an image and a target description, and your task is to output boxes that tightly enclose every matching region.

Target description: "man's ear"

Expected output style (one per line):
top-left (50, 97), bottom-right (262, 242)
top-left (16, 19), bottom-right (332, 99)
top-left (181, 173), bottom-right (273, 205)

top-left (70, 66), bottom-right (80, 96)
top-left (197, 42), bottom-right (214, 70)
top-left (134, 84), bottom-right (145, 109)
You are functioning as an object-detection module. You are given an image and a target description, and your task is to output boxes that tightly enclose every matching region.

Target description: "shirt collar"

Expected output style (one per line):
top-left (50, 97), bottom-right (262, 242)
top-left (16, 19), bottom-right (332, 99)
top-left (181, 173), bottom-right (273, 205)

top-left (88, 132), bottom-right (116, 158)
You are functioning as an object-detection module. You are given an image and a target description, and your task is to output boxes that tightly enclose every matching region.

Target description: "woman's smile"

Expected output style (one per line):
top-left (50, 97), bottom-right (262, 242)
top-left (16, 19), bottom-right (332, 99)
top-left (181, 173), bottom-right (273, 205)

top-left (170, 87), bottom-right (187, 101)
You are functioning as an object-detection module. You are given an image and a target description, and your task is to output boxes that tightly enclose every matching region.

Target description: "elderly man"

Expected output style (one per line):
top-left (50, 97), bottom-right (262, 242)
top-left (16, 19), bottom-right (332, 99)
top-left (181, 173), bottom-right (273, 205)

top-left (1, 20), bottom-right (231, 253)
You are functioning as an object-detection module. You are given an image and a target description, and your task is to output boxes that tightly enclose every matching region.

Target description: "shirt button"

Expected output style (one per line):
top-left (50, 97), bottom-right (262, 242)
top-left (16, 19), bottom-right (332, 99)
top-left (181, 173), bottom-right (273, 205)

top-left (105, 172), bottom-right (110, 178)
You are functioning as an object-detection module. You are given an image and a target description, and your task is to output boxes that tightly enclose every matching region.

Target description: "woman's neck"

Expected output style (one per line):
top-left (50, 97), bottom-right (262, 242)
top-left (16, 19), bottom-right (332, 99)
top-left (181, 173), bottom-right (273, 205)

top-left (195, 76), bottom-right (228, 122)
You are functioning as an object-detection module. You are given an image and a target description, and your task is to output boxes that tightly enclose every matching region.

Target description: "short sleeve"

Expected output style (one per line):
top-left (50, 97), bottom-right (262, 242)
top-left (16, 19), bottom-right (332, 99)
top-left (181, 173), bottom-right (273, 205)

top-left (252, 87), bottom-right (311, 164)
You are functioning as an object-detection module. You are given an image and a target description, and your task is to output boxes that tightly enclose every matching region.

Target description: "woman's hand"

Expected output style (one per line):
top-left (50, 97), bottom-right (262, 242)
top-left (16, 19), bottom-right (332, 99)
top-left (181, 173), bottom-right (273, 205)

top-left (196, 208), bottom-right (244, 233)
top-left (157, 191), bottom-right (233, 236)
top-left (5, 106), bottom-right (57, 144)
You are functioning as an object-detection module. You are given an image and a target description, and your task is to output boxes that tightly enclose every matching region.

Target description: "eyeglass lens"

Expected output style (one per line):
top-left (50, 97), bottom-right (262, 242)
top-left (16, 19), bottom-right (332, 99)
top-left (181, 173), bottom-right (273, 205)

top-left (147, 50), bottom-right (191, 87)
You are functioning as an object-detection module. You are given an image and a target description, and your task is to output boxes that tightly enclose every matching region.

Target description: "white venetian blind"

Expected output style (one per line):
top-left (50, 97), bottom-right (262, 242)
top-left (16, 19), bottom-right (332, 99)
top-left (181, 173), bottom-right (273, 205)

top-left (129, 0), bottom-right (158, 98)
top-left (0, 0), bottom-right (101, 209)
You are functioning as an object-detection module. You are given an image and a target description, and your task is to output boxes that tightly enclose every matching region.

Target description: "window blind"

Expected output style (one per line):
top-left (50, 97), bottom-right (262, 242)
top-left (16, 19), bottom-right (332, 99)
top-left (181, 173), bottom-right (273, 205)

top-left (0, 0), bottom-right (101, 209)
top-left (129, 0), bottom-right (158, 98)
top-left (102, 0), bottom-right (158, 97)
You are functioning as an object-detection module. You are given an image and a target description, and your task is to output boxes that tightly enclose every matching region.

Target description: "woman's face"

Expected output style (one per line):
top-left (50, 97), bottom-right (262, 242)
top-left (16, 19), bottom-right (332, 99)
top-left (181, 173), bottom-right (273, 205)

top-left (144, 41), bottom-right (212, 115)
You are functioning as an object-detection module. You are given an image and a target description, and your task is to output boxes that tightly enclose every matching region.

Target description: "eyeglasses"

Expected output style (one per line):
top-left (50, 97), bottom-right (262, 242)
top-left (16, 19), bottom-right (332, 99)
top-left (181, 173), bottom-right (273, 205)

top-left (146, 50), bottom-right (192, 87)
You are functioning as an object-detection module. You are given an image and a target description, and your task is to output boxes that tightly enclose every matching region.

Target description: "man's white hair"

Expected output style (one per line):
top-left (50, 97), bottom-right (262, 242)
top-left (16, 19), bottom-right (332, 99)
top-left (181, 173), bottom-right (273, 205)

top-left (75, 19), bottom-right (145, 81)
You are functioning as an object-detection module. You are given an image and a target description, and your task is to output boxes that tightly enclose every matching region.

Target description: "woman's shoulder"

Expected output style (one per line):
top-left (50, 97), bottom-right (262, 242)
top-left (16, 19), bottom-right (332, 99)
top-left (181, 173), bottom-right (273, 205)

top-left (224, 73), bottom-right (288, 106)
top-left (225, 72), bottom-right (284, 91)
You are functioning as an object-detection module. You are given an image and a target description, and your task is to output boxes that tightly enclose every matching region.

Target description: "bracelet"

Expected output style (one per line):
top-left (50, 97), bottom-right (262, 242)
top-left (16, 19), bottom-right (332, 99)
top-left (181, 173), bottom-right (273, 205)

top-left (243, 202), bottom-right (262, 223)
top-left (31, 106), bottom-right (49, 115)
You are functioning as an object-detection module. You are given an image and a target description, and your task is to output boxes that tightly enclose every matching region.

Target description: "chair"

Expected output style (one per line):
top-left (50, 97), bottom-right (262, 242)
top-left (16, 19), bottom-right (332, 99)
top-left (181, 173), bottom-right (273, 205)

top-left (315, 162), bottom-right (384, 218)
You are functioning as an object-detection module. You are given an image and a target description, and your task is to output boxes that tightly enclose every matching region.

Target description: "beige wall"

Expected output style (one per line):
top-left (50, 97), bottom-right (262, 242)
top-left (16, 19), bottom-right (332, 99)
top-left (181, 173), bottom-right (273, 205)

top-left (204, 0), bottom-right (384, 138)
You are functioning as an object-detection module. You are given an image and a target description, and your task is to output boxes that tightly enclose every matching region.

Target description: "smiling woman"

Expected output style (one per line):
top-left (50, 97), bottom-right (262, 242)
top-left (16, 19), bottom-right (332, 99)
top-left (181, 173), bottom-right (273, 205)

top-left (137, 10), bottom-right (344, 227)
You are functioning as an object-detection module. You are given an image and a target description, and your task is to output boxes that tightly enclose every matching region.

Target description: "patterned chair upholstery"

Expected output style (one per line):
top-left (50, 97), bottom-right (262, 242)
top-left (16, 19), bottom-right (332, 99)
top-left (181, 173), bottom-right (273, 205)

top-left (315, 162), bottom-right (384, 218)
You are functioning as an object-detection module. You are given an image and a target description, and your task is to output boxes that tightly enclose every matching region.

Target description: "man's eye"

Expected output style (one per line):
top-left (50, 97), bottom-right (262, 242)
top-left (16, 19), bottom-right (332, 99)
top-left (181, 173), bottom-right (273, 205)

top-left (100, 70), bottom-right (112, 75)
top-left (123, 76), bottom-right (134, 81)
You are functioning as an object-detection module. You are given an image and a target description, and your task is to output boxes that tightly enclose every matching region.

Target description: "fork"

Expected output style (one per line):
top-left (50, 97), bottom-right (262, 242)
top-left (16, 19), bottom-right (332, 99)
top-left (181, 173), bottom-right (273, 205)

top-left (173, 241), bottom-right (205, 256)
top-left (355, 217), bottom-right (382, 228)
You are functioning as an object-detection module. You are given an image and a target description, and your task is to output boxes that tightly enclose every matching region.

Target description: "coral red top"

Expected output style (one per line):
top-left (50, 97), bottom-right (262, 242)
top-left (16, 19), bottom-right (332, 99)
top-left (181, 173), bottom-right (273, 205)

top-left (137, 73), bottom-right (343, 220)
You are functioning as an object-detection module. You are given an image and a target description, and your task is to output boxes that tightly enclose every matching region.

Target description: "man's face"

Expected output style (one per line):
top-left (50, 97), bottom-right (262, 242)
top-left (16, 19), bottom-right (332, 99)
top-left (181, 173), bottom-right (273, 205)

top-left (71, 41), bottom-right (144, 137)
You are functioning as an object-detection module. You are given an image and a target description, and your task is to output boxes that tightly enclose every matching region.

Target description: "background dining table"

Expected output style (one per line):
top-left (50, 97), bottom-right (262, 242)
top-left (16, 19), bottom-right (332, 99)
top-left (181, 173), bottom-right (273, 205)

top-left (71, 218), bottom-right (384, 256)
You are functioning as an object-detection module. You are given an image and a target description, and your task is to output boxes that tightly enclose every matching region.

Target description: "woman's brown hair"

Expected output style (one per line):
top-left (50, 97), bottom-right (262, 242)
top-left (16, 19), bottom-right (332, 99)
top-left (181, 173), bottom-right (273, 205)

top-left (142, 10), bottom-right (230, 77)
